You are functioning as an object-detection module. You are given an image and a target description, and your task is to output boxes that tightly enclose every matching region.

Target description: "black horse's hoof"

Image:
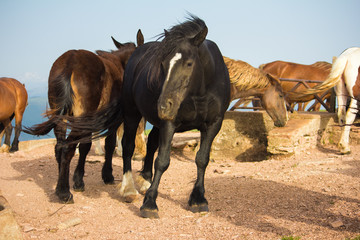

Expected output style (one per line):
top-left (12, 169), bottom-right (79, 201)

top-left (140, 208), bottom-right (159, 219)
top-left (73, 183), bottom-right (85, 192)
top-left (189, 203), bottom-right (209, 213)
top-left (104, 180), bottom-right (115, 185)
top-left (102, 175), bottom-right (115, 185)
top-left (57, 192), bottom-right (74, 204)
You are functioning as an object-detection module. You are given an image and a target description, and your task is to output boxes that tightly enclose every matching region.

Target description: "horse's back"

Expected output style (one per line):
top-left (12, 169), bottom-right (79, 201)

top-left (202, 40), bottom-right (230, 106)
top-left (49, 50), bottom-right (114, 115)
top-left (0, 78), bottom-right (27, 120)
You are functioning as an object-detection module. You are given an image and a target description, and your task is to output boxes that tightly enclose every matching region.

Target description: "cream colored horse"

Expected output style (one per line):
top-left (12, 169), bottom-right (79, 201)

top-left (290, 47), bottom-right (360, 154)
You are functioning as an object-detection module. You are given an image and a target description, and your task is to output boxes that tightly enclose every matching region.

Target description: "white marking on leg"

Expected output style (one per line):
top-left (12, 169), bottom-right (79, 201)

top-left (339, 98), bottom-right (358, 154)
top-left (119, 171), bottom-right (138, 201)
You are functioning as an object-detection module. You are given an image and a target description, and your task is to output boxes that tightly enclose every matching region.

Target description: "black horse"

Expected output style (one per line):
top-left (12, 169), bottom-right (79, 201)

top-left (117, 16), bottom-right (230, 218)
top-left (58, 16), bottom-right (230, 218)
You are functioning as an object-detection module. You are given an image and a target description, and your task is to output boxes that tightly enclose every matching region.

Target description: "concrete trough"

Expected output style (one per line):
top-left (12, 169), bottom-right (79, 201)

top-left (211, 111), bottom-right (345, 161)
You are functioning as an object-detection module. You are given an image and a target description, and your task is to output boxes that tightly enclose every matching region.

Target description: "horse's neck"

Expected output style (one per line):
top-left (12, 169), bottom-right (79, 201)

top-left (231, 87), bottom-right (265, 100)
top-left (229, 69), bottom-right (270, 100)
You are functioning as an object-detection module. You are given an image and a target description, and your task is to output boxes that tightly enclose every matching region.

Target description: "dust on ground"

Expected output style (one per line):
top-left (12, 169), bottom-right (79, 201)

top-left (0, 132), bottom-right (360, 240)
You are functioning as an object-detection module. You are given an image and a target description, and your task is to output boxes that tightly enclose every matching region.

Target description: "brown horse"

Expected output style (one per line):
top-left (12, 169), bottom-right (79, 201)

top-left (259, 60), bottom-right (332, 111)
top-left (25, 30), bottom-right (144, 203)
top-left (0, 77), bottom-right (28, 152)
top-left (224, 56), bottom-right (288, 127)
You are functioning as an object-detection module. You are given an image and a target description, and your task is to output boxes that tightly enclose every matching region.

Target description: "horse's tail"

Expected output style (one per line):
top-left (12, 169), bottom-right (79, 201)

top-left (23, 112), bottom-right (60, 136)
top-left (52, 98), bottom-right (124, 143)
top-left (287, 56), bottom-right (347, 101)
top-left (24, 71), bottom-right (74, 136)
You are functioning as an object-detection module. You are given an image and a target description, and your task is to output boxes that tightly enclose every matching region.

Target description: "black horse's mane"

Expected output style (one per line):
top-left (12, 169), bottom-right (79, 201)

top-left (139, 15), bottom-right (207, 87)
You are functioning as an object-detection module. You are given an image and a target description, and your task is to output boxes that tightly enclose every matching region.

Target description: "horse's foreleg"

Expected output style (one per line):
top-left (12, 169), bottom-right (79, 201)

top-left (134, 118), bottom-right (147, 160)
top-left (338, 98), bottom-right (358, 154)
top-left (73, 139), bottom-right (92, 191)
top-left (115, 124), bottom-right (123, 156)
top-left (140, 122), bottom-right (174, 219)
top-left (137, 126), bottom-right (159, 194)
top-left (102, 131), bottom-right (116, 184)
top-left (93, 137), bottom-right (104, 155)
top-left (119, 116), bottom-right (141, 202)
top-left (188, 117), bottom-right (223, 213)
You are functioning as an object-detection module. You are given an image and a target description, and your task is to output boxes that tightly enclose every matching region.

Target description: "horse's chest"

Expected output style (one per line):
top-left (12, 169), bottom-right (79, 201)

top-left (177, 95), bottom-right (215, 123)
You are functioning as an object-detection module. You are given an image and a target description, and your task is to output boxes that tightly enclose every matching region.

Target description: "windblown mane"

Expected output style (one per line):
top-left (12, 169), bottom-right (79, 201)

top-left (223, 56), bottom-right (277, 91)
top-left (138, 15), bottom-right (207, 87)
top-left (311, 61), bottom-right (332, 71)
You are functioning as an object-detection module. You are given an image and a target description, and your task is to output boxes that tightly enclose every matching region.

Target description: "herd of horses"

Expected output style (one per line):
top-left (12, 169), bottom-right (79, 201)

top-left (1, 15), bottom-right (360, 218)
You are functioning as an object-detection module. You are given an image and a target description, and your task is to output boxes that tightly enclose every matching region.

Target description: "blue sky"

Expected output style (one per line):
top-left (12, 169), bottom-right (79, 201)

top-left (0, 0), bottom-right (359, 98)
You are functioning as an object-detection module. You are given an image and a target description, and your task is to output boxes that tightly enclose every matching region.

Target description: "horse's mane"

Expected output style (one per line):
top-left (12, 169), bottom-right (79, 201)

top-left (223, 56), bottom-right (277, 91)
top-left (311, 61), bottom-right (332, 71)
top-left (138, 15), bottom-right (207, 87)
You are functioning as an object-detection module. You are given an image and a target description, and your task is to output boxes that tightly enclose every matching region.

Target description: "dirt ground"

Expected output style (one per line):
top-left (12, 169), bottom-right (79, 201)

top-left (0, 132), bottom-right (360, 240)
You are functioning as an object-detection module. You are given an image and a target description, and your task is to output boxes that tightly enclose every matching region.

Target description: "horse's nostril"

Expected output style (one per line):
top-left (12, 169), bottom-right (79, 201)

top-left (167, 100), bottom-right (173, 109)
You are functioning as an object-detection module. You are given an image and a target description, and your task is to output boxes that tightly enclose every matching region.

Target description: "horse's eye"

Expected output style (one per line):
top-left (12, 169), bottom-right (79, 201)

top-left (187, 61), bottom-right (193, 67)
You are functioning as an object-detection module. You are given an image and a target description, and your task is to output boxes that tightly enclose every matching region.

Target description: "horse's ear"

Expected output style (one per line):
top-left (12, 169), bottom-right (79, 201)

top-left (191, 26), bottom-right (208, 46)
top-left (111, 36), bottom-right (124, 49)
top-left (266, 73), bottom-right (280, 86)
top-left (332, 56), bottom-right (337, 64)
top-left (137, 29), bottom-right (144, 46)
top-left (164, 29), bottom-right (169, 37)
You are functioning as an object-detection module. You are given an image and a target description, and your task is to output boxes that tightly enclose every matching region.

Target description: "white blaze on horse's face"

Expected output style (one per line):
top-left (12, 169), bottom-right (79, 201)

top-left (158, 51), bottom-right (195, 121)
top-left (165, 53), bottom-right (182, 83)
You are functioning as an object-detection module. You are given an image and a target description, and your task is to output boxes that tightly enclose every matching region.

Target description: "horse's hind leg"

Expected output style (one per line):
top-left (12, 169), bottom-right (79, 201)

top-left (55, 130), bottom-right (79, 203)
top-left (73, 138), bottom-right (92, 191)
top-left (10, 113), bottom-right (23, 152)
top-left (102, 131), bottom-right (116, 184)
top-left (137, 126), bottom-right (159, 194)
top-left (188, 118), bottom-right (223, 213)
top-left (0, 119), bottom-right (11, 153)
top-left (338, 98), bottom-right (358, 154)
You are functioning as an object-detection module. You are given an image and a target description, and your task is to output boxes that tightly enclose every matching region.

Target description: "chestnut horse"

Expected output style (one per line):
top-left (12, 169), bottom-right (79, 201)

top-left (259, 60), bottom-right (332, 111)
top-left (224, 56), bottom-right (288, 127)
top-left (0, 77), bottom-right (28, 152)
top-left (25, 30), bottom-right (144, 203)
top-left (289, 47), bottom-right (360, 154)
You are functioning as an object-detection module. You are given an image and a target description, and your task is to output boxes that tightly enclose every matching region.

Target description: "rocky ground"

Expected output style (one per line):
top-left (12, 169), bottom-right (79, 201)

top-left (0, 132), bottom-right (360, 240)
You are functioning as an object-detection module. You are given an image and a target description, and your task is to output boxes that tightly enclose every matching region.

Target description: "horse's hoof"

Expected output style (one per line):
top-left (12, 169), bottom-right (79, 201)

top-left (123, 193), bottom-right (138, 203)
top-left (340, 150), bottom-right (351, 155)
top-left (57, 193), bottom-right (74, 204)
top-left (102, 175), bottom-right (115, 185)
top-left (140, 208), bottom-right (159, 219)
top-left (73, 184), bottom-right (85, 192)
top-left (189, 203), bottom-right (209, 213)
top-left (0, 145), bottom-right (10, 153)
top-left (104, 180), bottom-right (115, 185)
top-left (136, 175), bottom-right (151, 195)
top-left (338, 144), bottom-right (351, 155)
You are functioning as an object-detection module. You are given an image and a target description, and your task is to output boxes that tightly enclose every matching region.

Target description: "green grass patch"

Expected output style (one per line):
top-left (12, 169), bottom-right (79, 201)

top-left (281, 236), bottom-right (301, 240)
